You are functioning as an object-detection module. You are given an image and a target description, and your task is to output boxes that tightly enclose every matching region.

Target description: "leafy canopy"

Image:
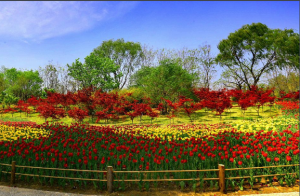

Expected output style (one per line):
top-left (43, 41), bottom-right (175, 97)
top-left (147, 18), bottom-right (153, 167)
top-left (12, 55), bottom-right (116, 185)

top-left (67, 52), bottom-right (121, 92)
top-left (2, 67), bottom-right (42, 100)
top-left (130, 58), bottom-right (197, 104)
top-left (92, 38), bottom-right (144, 89)
top-left (215, 23), bottom-right (299, 89)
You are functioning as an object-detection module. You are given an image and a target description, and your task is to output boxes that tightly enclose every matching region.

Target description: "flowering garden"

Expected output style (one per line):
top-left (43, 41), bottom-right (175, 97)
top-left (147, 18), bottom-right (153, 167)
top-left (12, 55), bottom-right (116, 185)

top-left (0, 86), bottom-right (299, 193)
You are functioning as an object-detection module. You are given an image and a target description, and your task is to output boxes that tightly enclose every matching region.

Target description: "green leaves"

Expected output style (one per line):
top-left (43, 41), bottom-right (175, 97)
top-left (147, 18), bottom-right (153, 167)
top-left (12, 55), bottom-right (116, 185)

top-left (216, 22), bottom-right (299, 89)
top-left (1, 67), bottom-right (43, 101)
top-left (179, 180), bottom-right (185, 191)
top-left (3, 93), bottom-right (19, 107)
top-left (92, 38), bottom-right (144, 89)
top-left (130, 58), bottom-right (196, 105)
top-left (67, 53), bottom-right (121, 92)
top-left (237, 179), bottom-right (244, 191)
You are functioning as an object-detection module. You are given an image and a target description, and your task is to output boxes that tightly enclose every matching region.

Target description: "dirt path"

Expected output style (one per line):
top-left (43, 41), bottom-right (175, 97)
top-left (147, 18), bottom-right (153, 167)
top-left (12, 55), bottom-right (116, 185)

top-left (0, 185), bottom-right (100, 196)
top-left (0, 185), bottom-right (298, 196)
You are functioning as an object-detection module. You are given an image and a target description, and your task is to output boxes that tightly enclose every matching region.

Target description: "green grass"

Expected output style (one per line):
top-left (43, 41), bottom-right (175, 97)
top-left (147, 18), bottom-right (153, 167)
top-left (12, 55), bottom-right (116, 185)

top-left (0, 104), bottom-right (282, 126)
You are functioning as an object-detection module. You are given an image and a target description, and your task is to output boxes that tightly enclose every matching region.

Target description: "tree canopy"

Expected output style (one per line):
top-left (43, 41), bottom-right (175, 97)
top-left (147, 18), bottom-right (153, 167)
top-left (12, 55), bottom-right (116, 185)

top-left (130, 58), bottom-right (197, 104)
top-left (2, 67), bottom-right (42, 100)
top-left (67, 53), bottom-right (121, 92)
top-left (92, 39), bottom-right (144, 89)
top-left (215, 22), bottom-right (299, 89)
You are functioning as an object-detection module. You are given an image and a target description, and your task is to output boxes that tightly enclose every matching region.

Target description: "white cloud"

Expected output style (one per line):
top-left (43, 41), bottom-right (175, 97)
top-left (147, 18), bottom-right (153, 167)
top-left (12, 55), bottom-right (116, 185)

top-left (0, 1), bottom-right (138, 42)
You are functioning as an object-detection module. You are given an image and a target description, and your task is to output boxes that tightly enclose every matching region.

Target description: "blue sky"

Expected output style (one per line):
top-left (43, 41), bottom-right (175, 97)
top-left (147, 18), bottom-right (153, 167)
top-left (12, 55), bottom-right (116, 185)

top-left (0, 1), bottom-right (299, 79)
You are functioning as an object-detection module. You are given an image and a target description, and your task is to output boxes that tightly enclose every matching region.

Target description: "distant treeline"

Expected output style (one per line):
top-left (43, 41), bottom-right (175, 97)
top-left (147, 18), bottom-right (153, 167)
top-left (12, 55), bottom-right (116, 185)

top-left (0, 23), bottom-right (298, 104)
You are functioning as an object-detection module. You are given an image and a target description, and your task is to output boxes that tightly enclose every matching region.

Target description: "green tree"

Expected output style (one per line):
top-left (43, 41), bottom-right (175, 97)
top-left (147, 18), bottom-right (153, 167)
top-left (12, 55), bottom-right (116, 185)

top-left (10, 70), bottom-right (43, 100)
top-left (0, 73), bottom-right (7, 93)
top-left (129, 66), bottom-right (152, 88)
top-left (67, 52), bottom-right (121, 91)
top-left (2, 67), bottom-right (42, 100)
top-left (142, 45), bottom-right (216, 88)
top-left (216, 23), bottom-right (299, 89)
top-left (4, 67), bottom-right (20, 87)
top-left (267, 66), bottom-right (299, 96)
top-left (92, 39), bottom-right (144, 89)
top-left (130, 58), bottom-right (197, 105)
top-left (3, 93), bottom-right (19, 108)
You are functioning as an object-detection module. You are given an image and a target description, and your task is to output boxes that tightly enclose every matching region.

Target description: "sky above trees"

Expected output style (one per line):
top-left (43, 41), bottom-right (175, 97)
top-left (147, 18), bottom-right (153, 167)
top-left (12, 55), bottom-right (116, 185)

top-left (0, 1), bottom-right (299, 80)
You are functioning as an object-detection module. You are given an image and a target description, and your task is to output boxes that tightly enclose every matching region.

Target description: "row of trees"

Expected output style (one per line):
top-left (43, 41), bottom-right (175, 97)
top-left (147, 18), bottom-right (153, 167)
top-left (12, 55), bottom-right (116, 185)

top-left (2, 86), bottom-right (299, 124)
top-left (0, 23), bottom-right (298, 103)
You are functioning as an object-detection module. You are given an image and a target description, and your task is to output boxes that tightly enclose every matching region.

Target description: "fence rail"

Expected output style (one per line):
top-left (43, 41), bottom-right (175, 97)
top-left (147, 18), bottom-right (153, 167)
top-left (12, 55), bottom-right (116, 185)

top-left (225, 164), bottom-right (300, 171)
top-left (113, 169), bottom-right (220, 173)
top-left (0, 161), bottom-right (298, 194)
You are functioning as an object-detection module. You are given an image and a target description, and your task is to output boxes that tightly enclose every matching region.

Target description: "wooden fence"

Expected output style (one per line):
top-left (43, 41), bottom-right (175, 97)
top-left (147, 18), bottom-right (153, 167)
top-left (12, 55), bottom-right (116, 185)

top-left (0, 161), bottom-right (298, 194)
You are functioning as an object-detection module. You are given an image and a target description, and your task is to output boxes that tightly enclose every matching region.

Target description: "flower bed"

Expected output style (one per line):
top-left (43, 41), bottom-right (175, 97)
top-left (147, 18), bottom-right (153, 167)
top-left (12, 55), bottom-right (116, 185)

top-left (0, 118), bottom-right (298, 190)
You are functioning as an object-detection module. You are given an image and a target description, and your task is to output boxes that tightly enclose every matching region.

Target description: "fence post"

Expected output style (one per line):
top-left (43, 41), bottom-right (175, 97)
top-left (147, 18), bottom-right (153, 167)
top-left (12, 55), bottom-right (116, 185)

top-left (107, 166), bottom-right (113, 193)
top-left (11, 161), bottom-right (16, 185)
top-left (218, 164), bottom-right (225, 194)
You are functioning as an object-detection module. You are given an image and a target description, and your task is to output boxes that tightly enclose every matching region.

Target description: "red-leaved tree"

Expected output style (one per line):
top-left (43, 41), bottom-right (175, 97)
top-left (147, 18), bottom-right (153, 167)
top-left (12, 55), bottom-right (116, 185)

top-left (36, 103), bottom-right (66, 122)
top-left (68, 107), bottom-right (89, 123)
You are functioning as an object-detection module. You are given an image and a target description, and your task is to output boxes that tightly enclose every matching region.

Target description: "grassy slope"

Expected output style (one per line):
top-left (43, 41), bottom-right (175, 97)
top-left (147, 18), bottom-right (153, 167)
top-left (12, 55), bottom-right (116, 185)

top-left (0, 104), bottom-right (281, 126)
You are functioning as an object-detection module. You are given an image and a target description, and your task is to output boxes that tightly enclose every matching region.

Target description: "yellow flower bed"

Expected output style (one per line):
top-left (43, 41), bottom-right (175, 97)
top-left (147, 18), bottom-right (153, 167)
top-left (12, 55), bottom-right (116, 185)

top-left (0, 125), bottom-right (49, 141)
top-left (1, 116), bottom-right (296, 142)
top-left (120, 116), bottom-right (298, 141)
top-left (116, 124), bottom-right (228, 141)
top-left (229, 116), bottom-right (298, 133)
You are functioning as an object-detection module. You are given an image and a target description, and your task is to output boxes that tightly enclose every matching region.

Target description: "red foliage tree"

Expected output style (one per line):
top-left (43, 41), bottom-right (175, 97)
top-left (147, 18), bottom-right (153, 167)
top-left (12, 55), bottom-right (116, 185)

top-left (238, 97), bottom-right (255, 118)
top-left (75, 86), bottom-right (96, 122)
top-left (147, 111), bottom-right (159, 124)
top-left (27, 96), bottom-right (40, 110)
top-left (176, 97), bottom-right (199, 122)
top-left (16, 100), bottom-right (31, 117)
top-left (132, 100), bottom-right (153, 124)
top-left (126, 111), bottom-right (138, 124)
top-left (4, 107), bottom-right (18, 118)
top-left (195, 89), bottom-right (232, 119)
top-left (247, 86), bottom-right (275, 116)
top-left (161, 98), bottom-right (182, 124)
top-left (68, 107), bottom-right (89, 123)
top-left (281, 91), bottom-right (299, 102)
top-left (95, 109), bottom-right (109, 124)
top-left (45, 91), bottom-right (62, 107)
top-left (36, 103), bottom-right (66, 122)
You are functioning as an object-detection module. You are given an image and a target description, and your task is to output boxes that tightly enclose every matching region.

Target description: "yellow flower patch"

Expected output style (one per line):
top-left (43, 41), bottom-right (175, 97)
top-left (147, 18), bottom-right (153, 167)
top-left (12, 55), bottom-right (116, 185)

top-left (116, 116), bottom-right (298, 141)
top-left (0, 125), bottom-right (49, 141)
